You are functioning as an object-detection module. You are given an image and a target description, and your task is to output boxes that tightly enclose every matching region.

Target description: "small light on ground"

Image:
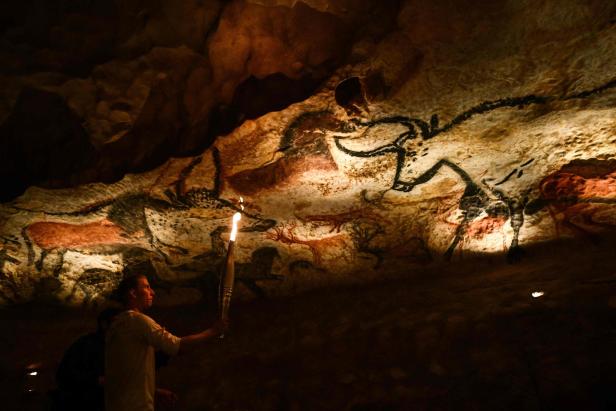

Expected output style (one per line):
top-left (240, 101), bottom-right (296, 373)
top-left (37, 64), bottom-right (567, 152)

top-left (531, 291), bottom-right (544, 298)
top-left (28, 371), bottom-right (38, 376)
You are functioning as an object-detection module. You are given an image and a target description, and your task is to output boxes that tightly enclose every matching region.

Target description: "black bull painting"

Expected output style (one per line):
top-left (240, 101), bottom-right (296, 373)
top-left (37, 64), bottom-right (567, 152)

top-left (2, 77), bottom-right (616, 304)
top-left (330, 78), bottom-right (616, 261)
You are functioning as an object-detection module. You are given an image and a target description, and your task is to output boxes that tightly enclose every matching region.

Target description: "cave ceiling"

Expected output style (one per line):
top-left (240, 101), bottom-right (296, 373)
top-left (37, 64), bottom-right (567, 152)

top-left (0, 0), bottom-right (615, 305)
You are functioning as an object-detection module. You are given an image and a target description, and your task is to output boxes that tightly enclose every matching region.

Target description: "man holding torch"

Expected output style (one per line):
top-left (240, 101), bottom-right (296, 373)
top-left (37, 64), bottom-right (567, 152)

top-left (105, 274), bottom-right (229, 411)
top-left (105, 203), bottom-right (242, 411)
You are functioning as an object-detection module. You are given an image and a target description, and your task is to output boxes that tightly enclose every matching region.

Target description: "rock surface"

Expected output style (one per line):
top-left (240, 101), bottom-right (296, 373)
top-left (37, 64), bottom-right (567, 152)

top-left (1, 0), bottom-right (616, 305)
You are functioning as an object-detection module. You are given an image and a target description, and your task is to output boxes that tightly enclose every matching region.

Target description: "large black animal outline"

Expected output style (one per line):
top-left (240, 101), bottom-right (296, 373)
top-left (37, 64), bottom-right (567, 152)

top-left (334, 79), bottom-right (616, 261)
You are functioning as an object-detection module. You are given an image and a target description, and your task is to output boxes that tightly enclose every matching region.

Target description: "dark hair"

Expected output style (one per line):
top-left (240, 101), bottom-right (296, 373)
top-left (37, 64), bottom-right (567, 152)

top-left (114, 274), bottom-right (146, 304)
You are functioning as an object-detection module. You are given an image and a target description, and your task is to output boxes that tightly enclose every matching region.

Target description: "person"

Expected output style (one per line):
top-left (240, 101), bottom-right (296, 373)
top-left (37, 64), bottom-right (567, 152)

top-left (105, 274), bottom-right (227, 411)
top-left (52, 307), bottom-right (121, 411)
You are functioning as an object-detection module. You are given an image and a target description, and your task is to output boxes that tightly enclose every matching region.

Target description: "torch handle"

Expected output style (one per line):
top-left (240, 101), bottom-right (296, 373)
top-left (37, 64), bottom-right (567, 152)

top-left (219, 240), bottom-right (236, 323)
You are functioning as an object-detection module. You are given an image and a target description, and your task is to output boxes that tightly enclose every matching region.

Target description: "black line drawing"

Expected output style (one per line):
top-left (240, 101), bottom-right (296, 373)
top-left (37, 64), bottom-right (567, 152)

top-left (333, 78), bottom-right (616, 261)
top-left (16, 148), bottom-right (275, 283)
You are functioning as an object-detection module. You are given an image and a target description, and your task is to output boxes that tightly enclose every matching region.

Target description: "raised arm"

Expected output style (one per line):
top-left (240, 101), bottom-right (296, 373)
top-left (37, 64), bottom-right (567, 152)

top-left (178, 320), bottom-right (228, 354)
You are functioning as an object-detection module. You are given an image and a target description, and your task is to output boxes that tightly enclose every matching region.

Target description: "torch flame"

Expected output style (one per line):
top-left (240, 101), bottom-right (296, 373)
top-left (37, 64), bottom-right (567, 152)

top-left (230, 212), bottom-right (241, 241)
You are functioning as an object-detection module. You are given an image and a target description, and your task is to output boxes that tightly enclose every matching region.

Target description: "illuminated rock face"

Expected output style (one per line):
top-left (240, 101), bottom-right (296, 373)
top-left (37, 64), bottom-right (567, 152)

top-left (1, 0), bottom-right (616, 305)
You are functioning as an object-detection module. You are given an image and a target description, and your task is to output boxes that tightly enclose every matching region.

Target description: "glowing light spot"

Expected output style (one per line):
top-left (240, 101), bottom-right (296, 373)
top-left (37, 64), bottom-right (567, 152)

top-left (28, 371), bottom-right (38, 376)
top-left (531, 291), bottom-right (544, 298)
top-left (230, 212), bottom-right (242, 241)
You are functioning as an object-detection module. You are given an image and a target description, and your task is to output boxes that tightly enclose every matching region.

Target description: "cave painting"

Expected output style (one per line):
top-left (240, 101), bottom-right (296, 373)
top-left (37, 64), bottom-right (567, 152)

top-left (21, 191), bottom-right (200, 277)
top-left (228, 111), bottom-right (350, 195)
top-left (0, 239), bottom-right (21, 302)
top-left (334, 116), bottom-right (537, 262)
top-left (10, 152), bottom-right (277, 303)
top-left (334, 78), bottom-right (616, 261)
top-left (1, 74), bottom-right (615, 304)
top-left (265, 222), bottom-right (354, 267)
top-left (539, 159), bottom-right (616, 238)
top-left (159, 246), bottom-right (283, 300)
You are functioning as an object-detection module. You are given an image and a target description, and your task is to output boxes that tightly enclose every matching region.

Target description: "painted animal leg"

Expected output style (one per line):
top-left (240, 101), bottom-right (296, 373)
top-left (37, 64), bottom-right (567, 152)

top-left (35, 249), bottom-right (48, 271)
top-left (22, 227), bottom-right (35, 266)
top-left (444, 211), bottom-right (473, 261)
top-left (507, 210), bottom-right (525, 263)
top-left (52, 251), bottom-right (65, 277)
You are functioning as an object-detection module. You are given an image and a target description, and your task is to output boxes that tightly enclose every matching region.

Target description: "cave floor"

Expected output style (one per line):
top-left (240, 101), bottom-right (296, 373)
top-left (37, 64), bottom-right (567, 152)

top-left (2, 237), bottom-right (616, 411)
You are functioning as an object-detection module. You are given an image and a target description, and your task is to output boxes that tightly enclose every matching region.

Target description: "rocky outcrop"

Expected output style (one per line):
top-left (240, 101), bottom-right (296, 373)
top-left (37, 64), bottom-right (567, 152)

top-left (0, 0), bottom-right (615, 305)
top-left (0, 0), bottom-right (399, 201)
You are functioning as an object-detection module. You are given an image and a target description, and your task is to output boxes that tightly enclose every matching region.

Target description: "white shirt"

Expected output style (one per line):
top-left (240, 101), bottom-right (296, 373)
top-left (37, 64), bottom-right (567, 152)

top-left (105, 310), bottom-right (181, 411)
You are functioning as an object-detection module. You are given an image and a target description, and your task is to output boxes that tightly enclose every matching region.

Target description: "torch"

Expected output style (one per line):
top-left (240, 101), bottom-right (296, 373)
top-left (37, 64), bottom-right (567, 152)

top-left (218, 198), bottom-right (243, 336)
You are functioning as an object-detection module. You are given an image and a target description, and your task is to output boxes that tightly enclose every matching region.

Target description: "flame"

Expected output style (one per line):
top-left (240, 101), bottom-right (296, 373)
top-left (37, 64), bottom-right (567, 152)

top-left (230, 212), bottom-right (242, 241)
top-left (229, 197), bottom-right (244, 241)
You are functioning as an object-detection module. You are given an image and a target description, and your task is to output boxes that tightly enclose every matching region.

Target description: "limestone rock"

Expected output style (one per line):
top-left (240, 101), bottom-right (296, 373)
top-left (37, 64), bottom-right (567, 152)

top-left (1, 0), bottom-right (616, 305)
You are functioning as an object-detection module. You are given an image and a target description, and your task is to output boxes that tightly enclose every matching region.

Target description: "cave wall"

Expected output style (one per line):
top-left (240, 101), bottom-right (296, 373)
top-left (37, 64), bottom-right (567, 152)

top-left (1, 0), bottom-right (616, 305)
top-left (0, 0), bottom-right (398, 199)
